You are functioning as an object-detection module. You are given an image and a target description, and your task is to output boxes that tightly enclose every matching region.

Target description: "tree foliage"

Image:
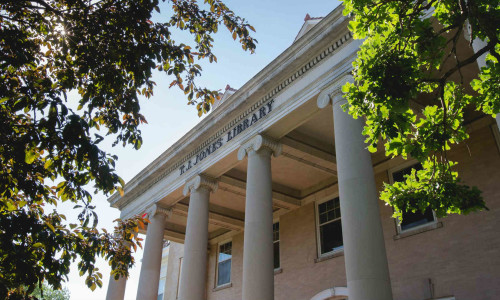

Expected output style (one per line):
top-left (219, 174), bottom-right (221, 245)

top-left (0, 0), bottom-right (256, 298)
top-left (31, 281), bottom-right (70, 300)
top-left (342, 0), bottom-right (498, 219)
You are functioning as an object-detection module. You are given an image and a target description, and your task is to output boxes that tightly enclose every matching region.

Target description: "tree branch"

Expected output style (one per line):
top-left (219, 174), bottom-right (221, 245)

top-left (441, 40), bottom-right (495, 80)
top-left (31, 0), bottom-right (62, 15)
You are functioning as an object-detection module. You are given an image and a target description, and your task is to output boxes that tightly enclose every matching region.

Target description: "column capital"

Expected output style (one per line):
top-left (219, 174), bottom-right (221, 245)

top-left (183, 174), bottom-right (218, 196)
top-left (317, 75), bottom-right (353, 109)
top-left (237, 134), bottom-right (282, 161)
top-left (146, 203), bottom-right (172, 218)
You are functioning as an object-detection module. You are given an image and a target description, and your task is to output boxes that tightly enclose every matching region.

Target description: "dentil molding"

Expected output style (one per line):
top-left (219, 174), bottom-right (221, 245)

top-left (112, 31), bottom-right (354, 209)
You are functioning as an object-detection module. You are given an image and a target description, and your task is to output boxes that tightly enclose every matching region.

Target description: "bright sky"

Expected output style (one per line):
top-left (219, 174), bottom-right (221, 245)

top-left (61, 1), bottom-right (341, 299)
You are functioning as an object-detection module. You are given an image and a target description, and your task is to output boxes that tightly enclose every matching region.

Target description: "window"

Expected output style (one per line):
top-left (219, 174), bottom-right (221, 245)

top-left (317, 197), bottom-right (343, 255)
top-left (157, 278), bottom-right (165, 300)
top-left (273, 222), bottom-right (280, 269)
top-left (216, 241), bottom-right (232, 286)
top-left (390, 162), bottom-right (437, 232)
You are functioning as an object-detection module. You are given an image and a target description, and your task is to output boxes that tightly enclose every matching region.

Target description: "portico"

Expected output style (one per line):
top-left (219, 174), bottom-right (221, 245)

top-left (106, 5), bottom-right (385, 298)
top-left (105, 4), bottom-right (500, 300)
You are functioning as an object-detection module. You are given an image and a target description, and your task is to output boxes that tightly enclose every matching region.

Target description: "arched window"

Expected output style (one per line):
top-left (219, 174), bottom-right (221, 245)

top-left (310, 287), bottom-right (348, 300)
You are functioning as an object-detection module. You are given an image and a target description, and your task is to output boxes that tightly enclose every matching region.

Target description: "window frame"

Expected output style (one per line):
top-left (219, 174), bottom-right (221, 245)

top-left (273, 221), bottom-right (280, 270)
top-left (388, 160), bottom-right (438, 234)
top-left (215, 240), bottom-right (232, 288)
top-left (315, 195), bottom-right (344, 258)
top-left (175, 257), bottom-right (183, 299)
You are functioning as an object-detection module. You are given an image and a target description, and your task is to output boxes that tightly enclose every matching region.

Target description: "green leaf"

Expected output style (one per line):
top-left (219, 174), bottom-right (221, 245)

top-left (25, 149), bottom-right (38, 164)
top-left (45, 221), bottom-right (56, 233)
top-left (32, 243), bottom-right (44, 248)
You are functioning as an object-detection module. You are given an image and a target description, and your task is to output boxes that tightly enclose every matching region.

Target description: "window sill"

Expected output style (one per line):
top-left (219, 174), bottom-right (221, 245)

top-left (394, 221), bottom-right (443, 240)
top-left (274, 267), bottom-right (283, 275)
top-left (212, 282), bottom-right (232, 292)
top-left (315, 249), bottom-right (344, 263)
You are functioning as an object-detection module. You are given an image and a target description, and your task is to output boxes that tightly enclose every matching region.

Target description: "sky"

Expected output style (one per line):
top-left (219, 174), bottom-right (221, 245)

top-left (60, 1), bottom-right (342, 299)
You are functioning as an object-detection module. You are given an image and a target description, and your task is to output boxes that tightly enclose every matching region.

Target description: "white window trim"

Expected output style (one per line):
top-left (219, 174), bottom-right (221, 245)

top-left (215, 239), bottom-right (232, 288)
top-left (175, 257), bottom-right (183, 299)
top-left (315, 195), bottom-right (344, 258)
top-left (388, 159), bottom-right (438, 234)
top-left (273, 221), bottom-right (280, 270)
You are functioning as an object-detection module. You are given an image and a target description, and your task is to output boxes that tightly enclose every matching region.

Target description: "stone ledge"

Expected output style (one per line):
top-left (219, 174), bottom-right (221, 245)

top-left (212, 282), bottom-right (232, 292)
top-left (394, 221), bottom-right (444, 240)
top-left (274, 267), bottom-right (283, 275)
top-left (314, 249), bottom-right (344, 263)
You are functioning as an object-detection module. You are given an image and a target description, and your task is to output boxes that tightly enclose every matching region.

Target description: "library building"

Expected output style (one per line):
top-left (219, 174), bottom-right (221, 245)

top-left (105, 5), bottom-right (500, 300)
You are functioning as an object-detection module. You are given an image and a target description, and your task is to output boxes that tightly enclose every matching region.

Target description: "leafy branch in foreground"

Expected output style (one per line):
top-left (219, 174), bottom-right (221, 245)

top-left (0, 0), bottom-right (256, 298)
top-left (342, 0), bottom-right (498, 218)
top-left (31, 281), bottom-right (70, 300)
top-left (0, 206), bottom-right (146, 299)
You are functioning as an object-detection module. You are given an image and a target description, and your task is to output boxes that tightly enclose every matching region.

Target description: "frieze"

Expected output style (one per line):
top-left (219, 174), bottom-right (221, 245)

top-left (113, 31), bottom-right (353, 208)
top-left (179, 99), bottom-right (275, 175)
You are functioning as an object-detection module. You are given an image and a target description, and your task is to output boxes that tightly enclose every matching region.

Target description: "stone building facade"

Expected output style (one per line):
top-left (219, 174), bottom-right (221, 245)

top-left (105, 5), bottom-right (500, 300)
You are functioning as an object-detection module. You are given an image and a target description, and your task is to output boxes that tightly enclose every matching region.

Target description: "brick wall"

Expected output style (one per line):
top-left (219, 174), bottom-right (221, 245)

top-left (168, 124), bottom-right (500, 300)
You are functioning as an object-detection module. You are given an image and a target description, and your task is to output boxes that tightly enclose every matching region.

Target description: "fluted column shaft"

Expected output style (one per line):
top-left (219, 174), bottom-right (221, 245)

top-left (331, 93), bottom-right (393, 300)
top-left (136, 205), bottom-right (169, 300)
top-left (178, 175), bottom-right (216, 300)
top-left (238, 135), bottom-right (281, 300)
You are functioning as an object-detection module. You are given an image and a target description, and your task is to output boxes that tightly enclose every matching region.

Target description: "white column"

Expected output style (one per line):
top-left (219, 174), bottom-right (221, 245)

top-left (136, 204), bottom-right (171, 300)
top-left (106, 212), bottom-right (131, 300)
top-left (465, 28), bottom-right (500, 130)
top-left (238, 135), bottom-right (281, 300)
top-left (178, 175), bottom-right (217, 300)
top-left (318, 86), bottom-right (393, 300)
top-left (106, 275), bottom-right (126, 300)
top-left (470, 36), bottom-right (488, 70)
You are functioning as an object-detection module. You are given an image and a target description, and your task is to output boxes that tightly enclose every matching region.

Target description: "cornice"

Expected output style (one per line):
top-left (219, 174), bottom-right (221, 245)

top-left (182, 174), bottom-right (218, 196)
top-left (109, 6), bottom-right (354, 209)
top-left (237, 134), bottom-right (282, 160)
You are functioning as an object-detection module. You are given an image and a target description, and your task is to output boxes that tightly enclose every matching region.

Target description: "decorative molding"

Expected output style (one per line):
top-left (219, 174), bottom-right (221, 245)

top-left (317, 74), bottom-right (353, 109)
top-left (113, 31), bottom-right (354, 208)
top-left (237, 134), bottom-right (282, 160)
top-left (330, 88), bottom-right (345, 107)
top-left (169, 32), bottom-right (351, 172)
top-left (146, 203), bottom-right (172, 218)
top-left (182, 174), bottom-right (218, 196)
top-left (316, 88), bottom-right (334, 109)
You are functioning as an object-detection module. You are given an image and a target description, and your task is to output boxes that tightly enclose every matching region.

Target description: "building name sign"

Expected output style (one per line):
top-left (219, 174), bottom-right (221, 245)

top-left (179, 99), bottom-right (275, 176)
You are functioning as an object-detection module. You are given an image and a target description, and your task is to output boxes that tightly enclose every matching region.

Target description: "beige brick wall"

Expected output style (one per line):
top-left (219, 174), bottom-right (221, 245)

top-left (206, 233), bottom-right (244, 300)
top-left (384, 125), bottom-right (500, 300)
top-left (163, 242), bottom-right (184, 300)
top-left (167, 124), bottom-right (500, 300)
